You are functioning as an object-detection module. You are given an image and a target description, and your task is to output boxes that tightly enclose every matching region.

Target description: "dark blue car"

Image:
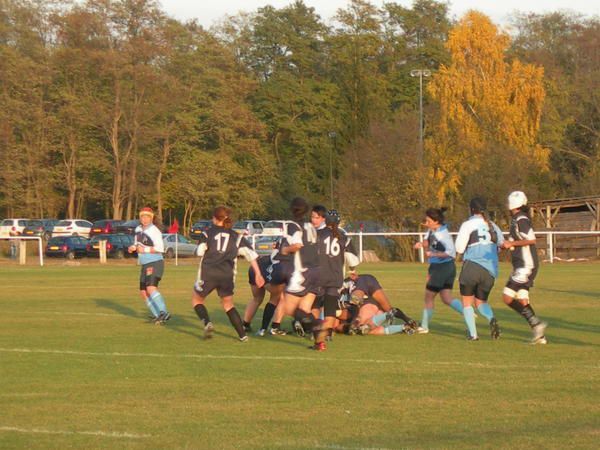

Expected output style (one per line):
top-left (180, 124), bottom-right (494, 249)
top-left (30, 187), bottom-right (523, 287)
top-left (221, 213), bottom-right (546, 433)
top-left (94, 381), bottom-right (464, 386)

top-left (45, 236), bottom-right (89, 259)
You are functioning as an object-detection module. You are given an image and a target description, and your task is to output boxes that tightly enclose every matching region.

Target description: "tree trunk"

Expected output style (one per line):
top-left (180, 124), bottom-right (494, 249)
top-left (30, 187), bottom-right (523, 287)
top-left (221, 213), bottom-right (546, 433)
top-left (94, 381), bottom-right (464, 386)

top-left (156, 135), bottom-right (171, 223)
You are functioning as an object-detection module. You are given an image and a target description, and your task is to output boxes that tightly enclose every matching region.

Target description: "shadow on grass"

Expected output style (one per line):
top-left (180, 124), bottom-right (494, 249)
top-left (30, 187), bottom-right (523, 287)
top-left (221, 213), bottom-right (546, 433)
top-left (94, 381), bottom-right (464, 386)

top-left (94, 298), bottom-right (143, 319)
top-left (491, 310), bottom-right (597, 347)
top-left (539, 287), bottom-right (599, 300)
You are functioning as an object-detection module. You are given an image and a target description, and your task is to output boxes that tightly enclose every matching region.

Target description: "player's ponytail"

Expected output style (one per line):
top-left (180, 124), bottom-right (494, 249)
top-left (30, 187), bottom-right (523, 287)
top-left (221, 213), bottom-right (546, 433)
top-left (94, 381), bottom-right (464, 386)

top-left (290, 197), bottom-right (309, 222)
top-left (213, 205), bottom-right (233, 229)
top-left (469, 197), bottom-right (498, 244)
top-left (326, 210), bottom-right (341, 239)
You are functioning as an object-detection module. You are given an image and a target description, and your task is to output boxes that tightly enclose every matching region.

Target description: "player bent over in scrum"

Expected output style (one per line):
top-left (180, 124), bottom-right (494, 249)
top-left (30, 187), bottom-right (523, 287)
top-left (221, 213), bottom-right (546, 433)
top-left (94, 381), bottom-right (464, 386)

top-left (242, 255), bottom-right (288, 336)
top-left (191, 206), bottom-right (264, 342)
top-left (501, 191), bottom-right (548, 344)
top-left (129, 207), bottom-right (171, 324)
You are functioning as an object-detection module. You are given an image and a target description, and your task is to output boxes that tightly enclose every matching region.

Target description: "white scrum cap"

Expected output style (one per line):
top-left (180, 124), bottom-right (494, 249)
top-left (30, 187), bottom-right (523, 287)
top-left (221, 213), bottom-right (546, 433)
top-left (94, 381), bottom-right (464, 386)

top-left (508, 191), bottom-right (528, 210)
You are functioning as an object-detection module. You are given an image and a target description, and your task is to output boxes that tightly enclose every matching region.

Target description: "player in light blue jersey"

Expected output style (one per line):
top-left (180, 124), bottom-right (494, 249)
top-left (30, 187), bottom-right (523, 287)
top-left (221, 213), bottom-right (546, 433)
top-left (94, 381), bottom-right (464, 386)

top-left (413, 207), bottom-right (463, 334)
top-left (455, 197), bottom-right (504, 340)
top-left (128, 207), bottom-right (170, 325)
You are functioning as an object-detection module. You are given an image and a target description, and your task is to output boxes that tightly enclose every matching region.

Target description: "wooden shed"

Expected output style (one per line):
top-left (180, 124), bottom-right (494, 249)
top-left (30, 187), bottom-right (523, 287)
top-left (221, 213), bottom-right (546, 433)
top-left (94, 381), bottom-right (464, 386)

top-left (530, 195), bottom-right (600, 259)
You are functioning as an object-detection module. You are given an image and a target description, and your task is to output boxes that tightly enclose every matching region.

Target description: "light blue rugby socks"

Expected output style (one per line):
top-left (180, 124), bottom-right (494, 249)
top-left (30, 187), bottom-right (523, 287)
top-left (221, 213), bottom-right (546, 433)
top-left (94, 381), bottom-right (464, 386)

top-left (384, 325), bottom-right (405, 335)
top-left (463, 306), bottom-right (478, 339)
top-left (449, 299), bottom-right (463, 314)
top-left (477, 303), bottom-right (495, 323)
top-left (145, 298), bottom-right (160, 318)
top-left (421, 308), bottom-right (433, 330)
top-left (371, 313), bottom-right (388, 327)
top-left (149, 291), bottom-right (168, 314)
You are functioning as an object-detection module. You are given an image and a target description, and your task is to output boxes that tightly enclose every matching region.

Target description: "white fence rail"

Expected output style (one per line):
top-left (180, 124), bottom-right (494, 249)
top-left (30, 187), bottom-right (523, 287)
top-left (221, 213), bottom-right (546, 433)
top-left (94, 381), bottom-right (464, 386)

top-left (0, 236), bottom-right (44, 266)
top-left (250, 230), bottom-right (600, 264)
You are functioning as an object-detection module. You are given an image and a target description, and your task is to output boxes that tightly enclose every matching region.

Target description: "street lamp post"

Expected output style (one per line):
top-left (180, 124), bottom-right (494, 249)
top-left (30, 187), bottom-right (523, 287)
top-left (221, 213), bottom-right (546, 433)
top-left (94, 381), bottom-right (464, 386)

top-left (410, 69), bottom-right (431, 164)
top-left (327, 131), bottom-right (336, 208)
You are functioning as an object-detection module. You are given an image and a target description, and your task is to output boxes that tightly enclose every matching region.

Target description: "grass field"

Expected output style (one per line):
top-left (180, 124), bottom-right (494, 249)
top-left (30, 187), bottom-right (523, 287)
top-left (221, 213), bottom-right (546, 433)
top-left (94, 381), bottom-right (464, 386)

top-left (1, 260), bottom-right (599, 449)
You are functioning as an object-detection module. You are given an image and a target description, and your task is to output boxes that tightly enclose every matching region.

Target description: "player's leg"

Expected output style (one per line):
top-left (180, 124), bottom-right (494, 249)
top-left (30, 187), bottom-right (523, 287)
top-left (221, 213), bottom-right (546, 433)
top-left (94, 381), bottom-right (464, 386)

top-left (139, 265), bottom-right (159, 319)
top-left (503, 274), bottom-right (546, 344)
top-left (473, 271), bottom-right (499, 339)
top-left (192, 289), bottom-right (213, 339)
top-left (243, 284), bottom-right (265, 332)
top-left (220, 294), bottom-right (247, 341)
top-left (257, 285), bottom-right (283, 336)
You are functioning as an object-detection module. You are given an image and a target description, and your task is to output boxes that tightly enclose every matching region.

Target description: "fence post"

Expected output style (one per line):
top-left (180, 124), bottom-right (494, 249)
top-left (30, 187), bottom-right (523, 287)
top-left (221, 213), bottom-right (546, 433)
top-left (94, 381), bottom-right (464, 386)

top-left (175, 235), bottom-right (178, 267)
top-left (99, 239), bottom-right (107, 264)
top-left (359, 231), bottom-right (363, 262)
top-left (548, 232), bottom-right (554, 264)
top-left (19, 240), bottom-right (26, 265)
top-left (38, 237), bottom-right (44, 266)
top-left (418, 233), bottom-right (425, 264)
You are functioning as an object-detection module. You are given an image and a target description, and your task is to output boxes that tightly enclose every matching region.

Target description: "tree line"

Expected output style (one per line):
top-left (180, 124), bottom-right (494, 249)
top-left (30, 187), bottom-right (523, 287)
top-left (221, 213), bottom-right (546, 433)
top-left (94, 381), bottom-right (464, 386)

top-left (1, 0), bottom-right (598, 233)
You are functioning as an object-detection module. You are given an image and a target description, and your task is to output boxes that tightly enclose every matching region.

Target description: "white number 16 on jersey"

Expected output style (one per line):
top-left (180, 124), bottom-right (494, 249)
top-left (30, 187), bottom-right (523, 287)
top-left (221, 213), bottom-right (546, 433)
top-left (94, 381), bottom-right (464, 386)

top-left (324, 236), bottom-right (341, 256)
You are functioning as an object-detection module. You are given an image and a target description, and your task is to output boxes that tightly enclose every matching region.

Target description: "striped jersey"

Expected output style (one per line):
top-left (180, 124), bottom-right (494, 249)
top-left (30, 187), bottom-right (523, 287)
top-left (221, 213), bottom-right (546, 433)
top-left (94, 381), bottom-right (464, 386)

top-left (509, 213), bottom-right (538, 271)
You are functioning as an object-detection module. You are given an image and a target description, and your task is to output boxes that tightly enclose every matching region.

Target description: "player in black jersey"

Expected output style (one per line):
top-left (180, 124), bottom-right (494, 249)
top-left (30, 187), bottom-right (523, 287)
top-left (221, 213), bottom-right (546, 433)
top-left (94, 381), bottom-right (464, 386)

top-left (191, 206), bottom-right (265, 341)
top-left (242, 253), bottom-right (288, 336)
top-left (311, 210), bottom-right (360, 350)
top-left (270, 198), bottom-right (321, 336)
top-left (501, 191), bottom-right (547, 344)
top-left (342, 273), bottom-right (418, 333)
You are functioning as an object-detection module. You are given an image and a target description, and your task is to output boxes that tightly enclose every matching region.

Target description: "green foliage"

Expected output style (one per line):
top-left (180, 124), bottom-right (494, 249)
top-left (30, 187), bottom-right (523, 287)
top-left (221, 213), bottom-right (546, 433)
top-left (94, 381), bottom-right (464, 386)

top-left (0, 1), bottom-right (596, 225)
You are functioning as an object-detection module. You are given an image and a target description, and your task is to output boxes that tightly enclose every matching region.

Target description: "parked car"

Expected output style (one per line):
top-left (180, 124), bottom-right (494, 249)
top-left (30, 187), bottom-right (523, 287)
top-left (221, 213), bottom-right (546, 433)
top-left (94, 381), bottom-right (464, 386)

top-left (90, 219), bottom-right (124, 237)
top-left (45, 236), bottom-right (89, 259)
top-left (190, 220), bottom-right (212, 241)
top-left (86, 234), bottom-right (135, 259)
top-left (22, 219), bottom-right (59, 240)
top-left (262, 220), bottom-right (295, 236)
top-left (0, 218), bottom-right (29, 238)
top-left (254, 235), bottom-right (280, 256)
top-left (233, 220), bottom-right (265, 237)
top-left (115, 219), bottom-right (140, 235)
top-left (162, 233), bottom-right (198, 258)
top-left (52, 219), bottom-right (93, 238)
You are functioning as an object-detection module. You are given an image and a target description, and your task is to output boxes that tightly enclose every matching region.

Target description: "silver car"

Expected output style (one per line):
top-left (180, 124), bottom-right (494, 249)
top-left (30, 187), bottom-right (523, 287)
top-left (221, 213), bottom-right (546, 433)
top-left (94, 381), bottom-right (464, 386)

top-left (162, 234), bottom-right (198, 258)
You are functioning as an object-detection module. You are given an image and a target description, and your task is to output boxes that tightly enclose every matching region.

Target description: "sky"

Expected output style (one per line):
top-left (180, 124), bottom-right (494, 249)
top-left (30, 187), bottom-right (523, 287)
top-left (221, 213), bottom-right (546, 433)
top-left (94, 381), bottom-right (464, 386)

top-left (159, 0), bottom-right (599, 28)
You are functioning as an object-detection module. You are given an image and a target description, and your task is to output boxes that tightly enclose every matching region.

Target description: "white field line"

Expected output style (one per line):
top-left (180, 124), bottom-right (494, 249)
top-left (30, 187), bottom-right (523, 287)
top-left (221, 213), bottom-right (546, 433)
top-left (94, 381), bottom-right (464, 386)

top-left (0, 347), bottom-right (597, 370)
top-left (0, 426), bottom-right (150, 439)
top-left (0, 393), bottom-right (51, 397)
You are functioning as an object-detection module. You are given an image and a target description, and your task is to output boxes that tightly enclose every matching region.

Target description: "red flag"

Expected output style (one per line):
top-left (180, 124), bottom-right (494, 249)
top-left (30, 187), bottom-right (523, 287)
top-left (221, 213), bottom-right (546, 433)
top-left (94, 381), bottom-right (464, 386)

top-left (168, 218), bottom-right (179, 234)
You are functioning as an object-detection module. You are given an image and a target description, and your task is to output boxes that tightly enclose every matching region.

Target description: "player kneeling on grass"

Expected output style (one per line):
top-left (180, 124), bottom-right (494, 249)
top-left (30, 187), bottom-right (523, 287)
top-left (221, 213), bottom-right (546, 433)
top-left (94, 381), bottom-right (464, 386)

top-left (191, 206), bottom-right (265, 342)
top-left (128, 207), bottom-right (171, 325)
top-left (500, 191), bottom-right (548, 344)
top-left (343, 273), bottom-right (418, 334)
top-left (413, 207), bottom-right (463, 334)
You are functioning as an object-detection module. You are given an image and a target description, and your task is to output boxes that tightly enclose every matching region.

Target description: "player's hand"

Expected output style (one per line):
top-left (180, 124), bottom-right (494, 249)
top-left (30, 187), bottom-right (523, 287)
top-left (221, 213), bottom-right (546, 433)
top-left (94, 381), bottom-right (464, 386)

top-left (136, 245), bottom-right (145, 253)
top-left (414, 242), bottom-right (423, 249)
top-left (128, 245), bottom-right (136, 253)
top-left (255, 273), bottom-right (266, 288)
top-left (425, 250), bottom-right (433, 257)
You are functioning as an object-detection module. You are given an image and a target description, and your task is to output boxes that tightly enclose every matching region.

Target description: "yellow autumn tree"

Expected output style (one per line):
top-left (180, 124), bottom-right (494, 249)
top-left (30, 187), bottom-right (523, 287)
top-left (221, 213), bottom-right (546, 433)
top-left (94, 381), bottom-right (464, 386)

top-left (427, 11), bottom-right (547, 203)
